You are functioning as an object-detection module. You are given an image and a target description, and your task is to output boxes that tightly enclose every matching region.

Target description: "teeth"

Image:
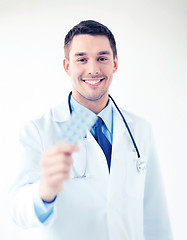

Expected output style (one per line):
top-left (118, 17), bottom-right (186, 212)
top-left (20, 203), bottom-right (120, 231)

top-left (85, 79), bottom-right (101, 84)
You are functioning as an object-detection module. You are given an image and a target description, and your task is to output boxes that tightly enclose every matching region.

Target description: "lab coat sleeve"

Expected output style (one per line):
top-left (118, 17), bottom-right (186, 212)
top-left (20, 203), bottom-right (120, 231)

top-left (8, 121), bottom-right (57, 228)
top-left (143, 125), bottom-right (173, 240)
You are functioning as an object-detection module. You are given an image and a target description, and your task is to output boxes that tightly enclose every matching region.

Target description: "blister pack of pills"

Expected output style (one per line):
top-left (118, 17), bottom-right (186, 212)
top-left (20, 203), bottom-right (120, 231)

top-left (61, 108), bottom-right (97, 145)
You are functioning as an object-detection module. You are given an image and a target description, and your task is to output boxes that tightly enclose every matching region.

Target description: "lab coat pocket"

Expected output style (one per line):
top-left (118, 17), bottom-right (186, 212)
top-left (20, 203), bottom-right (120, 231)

top-left (124, 152), bottom-right (147, 199)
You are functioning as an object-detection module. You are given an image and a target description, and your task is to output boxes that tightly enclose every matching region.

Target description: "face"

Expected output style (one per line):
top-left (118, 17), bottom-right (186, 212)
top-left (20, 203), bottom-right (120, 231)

top-left (63, 34), bottom-right (118, 108)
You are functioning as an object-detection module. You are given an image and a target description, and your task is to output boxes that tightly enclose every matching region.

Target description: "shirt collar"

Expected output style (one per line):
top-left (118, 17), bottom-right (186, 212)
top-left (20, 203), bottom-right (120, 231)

top-left (70, 96), bottom-right (113, 134)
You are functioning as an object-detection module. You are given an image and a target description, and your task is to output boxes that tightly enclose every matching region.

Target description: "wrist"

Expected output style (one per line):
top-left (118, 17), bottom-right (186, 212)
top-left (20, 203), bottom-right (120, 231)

top-left (40, 182), bottom-right (58, 203)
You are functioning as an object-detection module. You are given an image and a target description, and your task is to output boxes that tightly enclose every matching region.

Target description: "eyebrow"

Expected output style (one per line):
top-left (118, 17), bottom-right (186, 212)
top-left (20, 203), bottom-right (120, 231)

top-left (74, 52), bottom-right (87, 57)
top-left (74, 51), bottom-right (111, 57)
top-left (98, 51), bottom-right (111, 55)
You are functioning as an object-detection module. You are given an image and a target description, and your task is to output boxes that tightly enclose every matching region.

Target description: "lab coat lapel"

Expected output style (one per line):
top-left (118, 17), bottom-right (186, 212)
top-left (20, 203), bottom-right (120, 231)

top-left (108, 107), bottom-right (134, 198)
top-left (86, 131), bottom-right (110, 178)
top-left (52, 100), bottom-right (70, 122)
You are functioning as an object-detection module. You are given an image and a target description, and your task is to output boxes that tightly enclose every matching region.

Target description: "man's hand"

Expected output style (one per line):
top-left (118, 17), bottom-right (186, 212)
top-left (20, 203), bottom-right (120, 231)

top-left (39, 144), bottom-right (78, 202)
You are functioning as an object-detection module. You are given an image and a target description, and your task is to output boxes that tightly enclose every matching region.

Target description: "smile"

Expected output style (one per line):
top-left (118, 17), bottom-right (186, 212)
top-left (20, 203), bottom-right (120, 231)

top-left (82, 78), bottom-right (104, 86)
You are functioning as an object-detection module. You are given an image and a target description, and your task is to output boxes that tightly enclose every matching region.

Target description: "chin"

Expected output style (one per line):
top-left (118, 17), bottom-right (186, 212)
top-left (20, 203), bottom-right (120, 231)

top-left (84, 91), bottom-right (108, 102)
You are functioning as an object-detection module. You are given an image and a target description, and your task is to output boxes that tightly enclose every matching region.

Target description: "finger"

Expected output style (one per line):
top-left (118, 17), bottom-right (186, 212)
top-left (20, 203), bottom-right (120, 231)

top-left (44, 144), bottom-right (79, 157)
top-left (47, 171), bottom-right (70, 187)
top-left (40, 154), bottom-right (72, 168)
top-left (44, 162), bottom-right (71, 176)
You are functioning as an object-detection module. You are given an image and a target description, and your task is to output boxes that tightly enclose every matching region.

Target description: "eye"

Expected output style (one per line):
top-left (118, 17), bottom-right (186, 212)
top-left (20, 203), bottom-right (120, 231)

top-left (98, 57), bottom-right (108, 62)
top-left (77, 58), bottom-right (87, 63)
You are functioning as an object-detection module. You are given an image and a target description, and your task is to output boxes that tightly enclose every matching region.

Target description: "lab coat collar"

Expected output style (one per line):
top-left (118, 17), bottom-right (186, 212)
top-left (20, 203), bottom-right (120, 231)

top-left (51, 100), bottom-right (71, 122)
top-left (51, 96), bottom-right (134, 124)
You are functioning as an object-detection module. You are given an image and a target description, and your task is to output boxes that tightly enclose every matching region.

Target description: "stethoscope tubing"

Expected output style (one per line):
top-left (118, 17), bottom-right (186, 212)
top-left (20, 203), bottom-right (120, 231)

top-left (68, 91), bottom-right (141, 159)
top-left (108, 94), bottom-right (141, 158)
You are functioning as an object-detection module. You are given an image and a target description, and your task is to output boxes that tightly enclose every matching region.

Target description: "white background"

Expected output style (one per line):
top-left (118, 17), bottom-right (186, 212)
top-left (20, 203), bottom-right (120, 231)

top-left (0, 0), bottom-right (186, 239)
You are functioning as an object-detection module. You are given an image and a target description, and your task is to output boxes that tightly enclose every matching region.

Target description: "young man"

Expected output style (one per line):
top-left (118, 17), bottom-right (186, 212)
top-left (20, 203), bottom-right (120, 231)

top-left (9, 20), bottom-right (173, 240)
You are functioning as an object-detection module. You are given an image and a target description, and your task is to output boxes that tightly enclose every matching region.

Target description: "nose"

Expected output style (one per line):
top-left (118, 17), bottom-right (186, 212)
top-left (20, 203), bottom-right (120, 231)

top-left (87, 60), bottom-right (99, 75)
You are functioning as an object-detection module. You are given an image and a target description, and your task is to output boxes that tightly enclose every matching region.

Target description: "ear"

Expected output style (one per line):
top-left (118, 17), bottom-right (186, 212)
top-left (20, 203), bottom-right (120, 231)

top-left (63, 58), bottom-right (71, 76)
top-left (113, 55), bottom-right (118, 73)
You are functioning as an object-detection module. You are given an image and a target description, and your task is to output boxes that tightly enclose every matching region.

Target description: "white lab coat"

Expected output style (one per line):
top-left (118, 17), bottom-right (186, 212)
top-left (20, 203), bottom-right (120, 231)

top-left (9, 100), bottom-right (173, 240)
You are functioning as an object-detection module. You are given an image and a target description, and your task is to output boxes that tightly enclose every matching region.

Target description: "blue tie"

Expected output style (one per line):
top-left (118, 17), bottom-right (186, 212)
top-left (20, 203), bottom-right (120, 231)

top-left (93, 117), bottom-right (112, 173)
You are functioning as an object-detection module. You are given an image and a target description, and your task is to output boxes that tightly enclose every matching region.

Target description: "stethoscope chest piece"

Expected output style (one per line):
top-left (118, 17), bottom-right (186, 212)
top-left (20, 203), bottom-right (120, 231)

top-left (136, 157), bottom-right (147, 173)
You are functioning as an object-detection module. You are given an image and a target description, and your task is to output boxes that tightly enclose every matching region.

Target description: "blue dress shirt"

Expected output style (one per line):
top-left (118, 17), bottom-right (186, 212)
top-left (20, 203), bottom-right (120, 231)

top-left (34, 96), bottom-right (113, 223)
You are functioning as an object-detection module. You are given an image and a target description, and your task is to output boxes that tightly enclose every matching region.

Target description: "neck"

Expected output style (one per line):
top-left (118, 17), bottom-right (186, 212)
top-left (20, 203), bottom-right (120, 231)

top-left (72, 91), bottom-right (109, 114)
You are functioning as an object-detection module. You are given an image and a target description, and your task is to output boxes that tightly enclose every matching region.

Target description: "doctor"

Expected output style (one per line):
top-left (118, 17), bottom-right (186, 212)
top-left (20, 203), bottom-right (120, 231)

top-left (9, 20), bottom-right (173, 240)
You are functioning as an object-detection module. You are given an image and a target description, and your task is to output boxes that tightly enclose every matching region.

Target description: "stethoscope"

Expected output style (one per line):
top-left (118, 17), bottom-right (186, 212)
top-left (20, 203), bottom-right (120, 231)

top-left (68, 91), bottom-right (147, 177)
